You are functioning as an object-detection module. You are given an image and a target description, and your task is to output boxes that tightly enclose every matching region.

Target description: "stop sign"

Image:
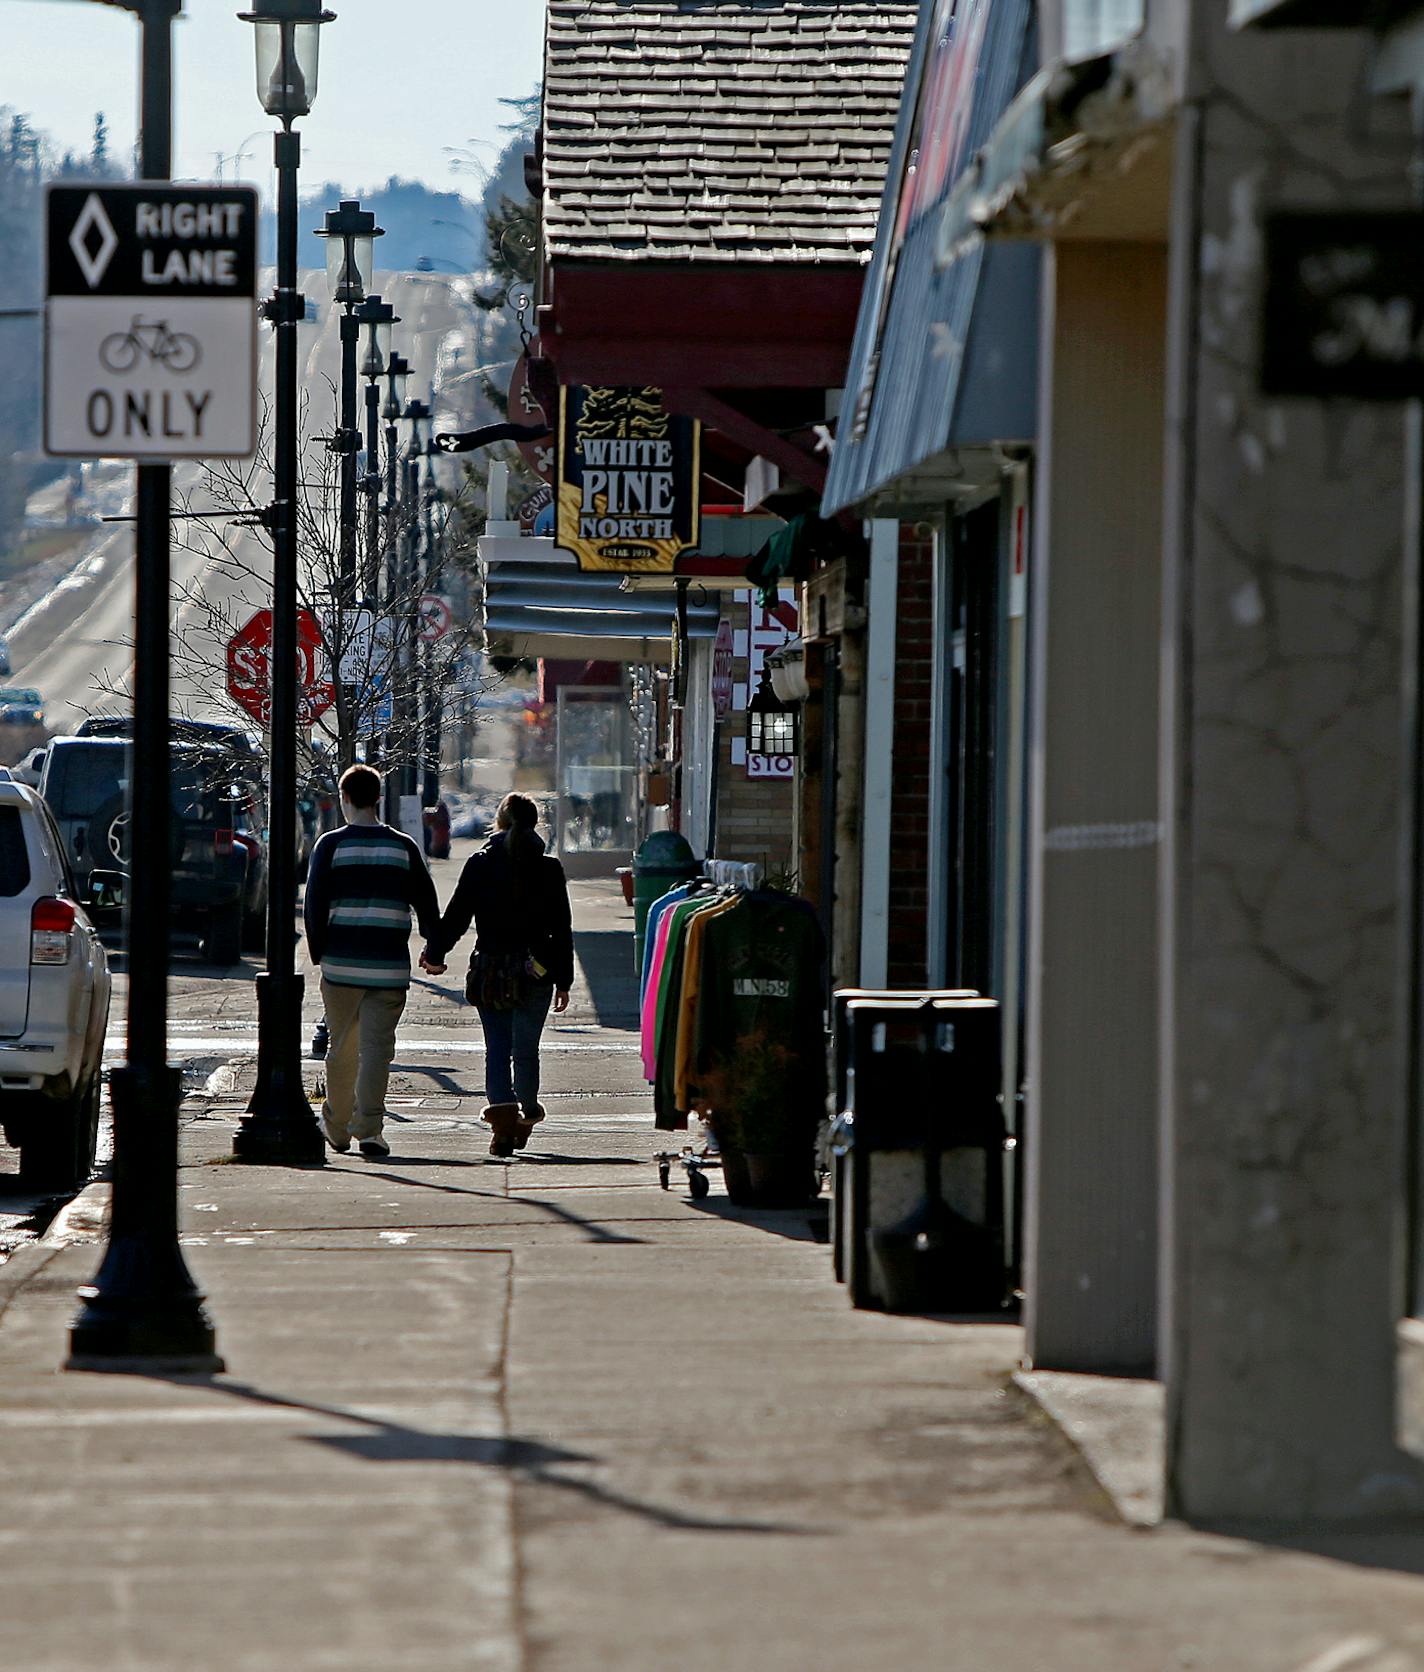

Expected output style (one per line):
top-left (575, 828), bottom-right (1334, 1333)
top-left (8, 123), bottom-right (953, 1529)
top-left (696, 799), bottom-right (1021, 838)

top-left (226, 607), bottom-right (334, 728)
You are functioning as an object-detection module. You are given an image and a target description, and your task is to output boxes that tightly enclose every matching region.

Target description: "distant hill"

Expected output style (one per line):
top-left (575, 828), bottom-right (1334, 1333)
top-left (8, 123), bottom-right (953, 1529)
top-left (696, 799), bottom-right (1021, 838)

top-left (261, 177), bottom-right (485, 274)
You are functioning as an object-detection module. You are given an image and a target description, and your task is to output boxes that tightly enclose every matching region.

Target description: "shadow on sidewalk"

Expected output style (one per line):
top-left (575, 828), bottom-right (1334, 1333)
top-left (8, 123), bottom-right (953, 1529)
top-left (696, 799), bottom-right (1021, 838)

top-left (1188, 1522), bottom-right (1424, 1579)
top-left (360, 1166), bottom-right (649, 1244)
top-left (150, 1373), bottom-right (816, 1538)
top-left (511, 1153), bottom-right (644, 1167)
top-left (685, 1195), bottom-right (830, 1245)
top-left (386, 1066), bottom-right (475, 1093)
top-left (405, 976), bottom-right (466, 1005)
top-left (572, 929), bottom-right (640, 1027)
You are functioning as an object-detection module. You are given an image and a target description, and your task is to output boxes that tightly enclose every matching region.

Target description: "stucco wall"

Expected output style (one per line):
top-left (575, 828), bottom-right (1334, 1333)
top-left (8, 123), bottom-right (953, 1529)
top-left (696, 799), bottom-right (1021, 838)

top-left (1160, 7), bottom-right (1424, 1520)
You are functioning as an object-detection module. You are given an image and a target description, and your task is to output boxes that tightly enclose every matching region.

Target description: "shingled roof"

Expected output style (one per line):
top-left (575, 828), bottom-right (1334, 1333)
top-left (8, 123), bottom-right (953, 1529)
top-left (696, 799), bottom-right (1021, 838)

top-left (543, 1), bottom-right (919, 266)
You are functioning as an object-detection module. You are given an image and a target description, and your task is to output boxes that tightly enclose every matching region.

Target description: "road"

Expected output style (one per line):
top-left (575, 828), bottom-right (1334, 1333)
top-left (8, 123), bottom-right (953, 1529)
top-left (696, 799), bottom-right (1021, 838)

top-left (0, 266), bottom-right (490, 1214)
top-left (10, 269), bottom-right (479, 735)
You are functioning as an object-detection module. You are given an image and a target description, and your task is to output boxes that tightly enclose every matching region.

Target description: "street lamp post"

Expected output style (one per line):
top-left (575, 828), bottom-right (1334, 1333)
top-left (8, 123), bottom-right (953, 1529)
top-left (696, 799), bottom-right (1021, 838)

top-left (372, 351), bottom-right (408, 775)
top-left (233, 0), bottom-right (333, 1166)
top-left (400, 398), bottom-right (431, 808)
top-left (382, 352), bottom-right (410, 597)
top-left (421, 474), bottom-right (446, 808)
top-left (315, 198), bottom-right (382, 603)
top-left (356, 298), bottom-right (398, 603)
top-left (68, 0), bottom-right (223, 1374)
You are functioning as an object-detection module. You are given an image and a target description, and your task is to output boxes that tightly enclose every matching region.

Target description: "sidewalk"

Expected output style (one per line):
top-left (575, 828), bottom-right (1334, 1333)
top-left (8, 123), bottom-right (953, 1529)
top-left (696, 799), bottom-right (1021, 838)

top-left (2, 861), bottom-right (1424, 1670)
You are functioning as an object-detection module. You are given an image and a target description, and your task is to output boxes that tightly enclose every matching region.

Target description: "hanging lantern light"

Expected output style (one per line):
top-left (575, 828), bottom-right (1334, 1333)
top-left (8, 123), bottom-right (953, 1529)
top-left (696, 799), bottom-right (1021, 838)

top-left (382, 351), bottom-right (410, 422)
top-left (316, 198), bottom-right (381, 307)
top-left (746, 664), bottom-right (797, 773)
top-left (239, 0), bottom-right (335, 122)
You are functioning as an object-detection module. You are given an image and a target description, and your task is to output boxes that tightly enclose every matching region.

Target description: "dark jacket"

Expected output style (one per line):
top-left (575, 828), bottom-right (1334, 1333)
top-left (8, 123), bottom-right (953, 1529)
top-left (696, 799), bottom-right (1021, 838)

top-left (303, 820), bottom-right (441, 988)
top-left (425, 831), bottom-right (575, 991)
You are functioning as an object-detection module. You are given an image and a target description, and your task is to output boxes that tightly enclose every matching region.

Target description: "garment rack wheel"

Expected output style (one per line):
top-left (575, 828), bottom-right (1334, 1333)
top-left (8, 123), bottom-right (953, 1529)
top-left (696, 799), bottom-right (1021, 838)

top-left (657, 1153), bottom-right (672, 1190)
top-left (687, 1165), bottom-right (710, 1201)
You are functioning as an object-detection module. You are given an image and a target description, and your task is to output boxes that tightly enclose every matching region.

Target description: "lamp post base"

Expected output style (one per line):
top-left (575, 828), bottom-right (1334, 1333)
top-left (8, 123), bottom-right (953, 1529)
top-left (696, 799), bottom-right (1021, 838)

top-left (234, 971), bottom-right (325, 1164)
top-left (66, 1065), bottom-right (224, 1374)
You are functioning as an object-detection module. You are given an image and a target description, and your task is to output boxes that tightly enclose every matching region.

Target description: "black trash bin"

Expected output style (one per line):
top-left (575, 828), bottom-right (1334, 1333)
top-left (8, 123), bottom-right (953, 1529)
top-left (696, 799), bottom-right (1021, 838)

top-left (835, 995), bottom-right (1005, 1313)
top-left (826, 988), bottom-right (977, 1283)
top-left (631, 830), bottom-right (700, 974)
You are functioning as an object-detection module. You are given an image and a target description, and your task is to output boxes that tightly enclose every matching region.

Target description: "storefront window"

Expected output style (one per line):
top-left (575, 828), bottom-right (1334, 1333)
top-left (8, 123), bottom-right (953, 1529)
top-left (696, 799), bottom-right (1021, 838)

top-left (1063, 0), bottom-right (1145, 59)
top-left (554, 686), bottom-right (636, 855)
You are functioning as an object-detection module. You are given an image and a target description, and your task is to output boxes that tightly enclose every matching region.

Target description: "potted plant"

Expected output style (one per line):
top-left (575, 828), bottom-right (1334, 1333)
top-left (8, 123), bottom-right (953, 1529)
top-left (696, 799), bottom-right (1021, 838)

top-left (698, 1029), bottom-right (818, 1207)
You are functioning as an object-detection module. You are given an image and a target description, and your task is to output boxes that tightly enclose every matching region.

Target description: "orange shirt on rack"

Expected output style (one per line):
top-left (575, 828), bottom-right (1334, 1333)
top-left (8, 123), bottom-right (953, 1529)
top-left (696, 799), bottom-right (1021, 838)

top-left (673, 894), bottom-right (741, 1114)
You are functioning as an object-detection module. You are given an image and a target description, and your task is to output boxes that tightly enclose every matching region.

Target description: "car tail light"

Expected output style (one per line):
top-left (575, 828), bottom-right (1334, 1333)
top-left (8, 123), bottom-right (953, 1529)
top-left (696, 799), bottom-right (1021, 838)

top-left (214, 828), bottom-right (235, 857)
top-left (31, 896), bottom-right (76, 965)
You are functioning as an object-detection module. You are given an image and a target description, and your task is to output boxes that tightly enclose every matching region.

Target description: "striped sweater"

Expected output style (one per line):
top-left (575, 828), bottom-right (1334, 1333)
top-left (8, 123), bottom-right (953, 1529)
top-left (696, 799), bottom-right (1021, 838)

top-left (302, 821), bottom-right (441, 988)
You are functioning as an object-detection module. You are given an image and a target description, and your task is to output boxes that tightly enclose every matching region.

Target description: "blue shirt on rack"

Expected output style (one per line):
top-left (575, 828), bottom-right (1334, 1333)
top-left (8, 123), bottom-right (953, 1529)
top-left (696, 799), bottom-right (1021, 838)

top-left (641, 882), bottom-right (696, 1005)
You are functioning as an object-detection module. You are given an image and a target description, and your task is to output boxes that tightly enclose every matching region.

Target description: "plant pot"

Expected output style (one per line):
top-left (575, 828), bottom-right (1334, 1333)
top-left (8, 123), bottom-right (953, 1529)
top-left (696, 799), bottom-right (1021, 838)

top-left (718, 1143), bottom-right (755, 1205)
top-left (742, 1150), bottom-right (818, 1208)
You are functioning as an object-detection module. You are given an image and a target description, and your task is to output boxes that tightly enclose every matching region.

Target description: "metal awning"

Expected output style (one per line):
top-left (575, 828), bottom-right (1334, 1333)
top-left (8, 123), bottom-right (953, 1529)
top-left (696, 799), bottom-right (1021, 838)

top-left (478, 535), bottom-right (721, 662)
top-left (821, 0), bottom-right (1039, 518)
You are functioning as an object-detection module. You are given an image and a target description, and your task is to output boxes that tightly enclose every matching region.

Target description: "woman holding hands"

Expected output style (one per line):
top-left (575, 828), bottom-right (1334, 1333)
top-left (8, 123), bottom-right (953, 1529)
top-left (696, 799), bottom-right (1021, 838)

top-left (420, 794), bottom-right (573, 1156)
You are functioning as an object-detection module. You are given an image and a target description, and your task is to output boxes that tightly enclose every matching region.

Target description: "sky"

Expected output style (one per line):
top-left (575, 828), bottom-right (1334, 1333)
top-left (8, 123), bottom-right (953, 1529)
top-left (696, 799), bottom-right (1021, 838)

top-left (0, 0), bottom-right (546, 195)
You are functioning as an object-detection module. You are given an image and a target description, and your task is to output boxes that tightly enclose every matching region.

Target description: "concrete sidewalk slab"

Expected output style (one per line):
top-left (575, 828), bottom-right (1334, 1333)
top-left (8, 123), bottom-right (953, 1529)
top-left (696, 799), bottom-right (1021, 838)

top-left (0, 1242), bottom-right (518, 1672)
top-left (4, 871), bottom-right (1424, 1670)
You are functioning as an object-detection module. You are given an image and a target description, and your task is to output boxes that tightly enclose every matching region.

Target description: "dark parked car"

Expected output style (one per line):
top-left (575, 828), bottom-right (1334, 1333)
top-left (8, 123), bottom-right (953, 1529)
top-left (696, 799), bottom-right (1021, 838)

top-left (0, 688), bottom-right (46, 765)
top-left (298, 778), bottom-right (338, 880)
top-left (76, 713), bottom-right (260, 764)
top-left (38, 736), bottom-right (269, 964)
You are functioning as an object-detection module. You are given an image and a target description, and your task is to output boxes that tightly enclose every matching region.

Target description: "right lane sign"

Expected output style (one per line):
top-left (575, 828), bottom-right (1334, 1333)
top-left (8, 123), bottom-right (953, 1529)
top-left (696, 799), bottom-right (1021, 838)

top-left (45, 183), bottom-right (259, 459)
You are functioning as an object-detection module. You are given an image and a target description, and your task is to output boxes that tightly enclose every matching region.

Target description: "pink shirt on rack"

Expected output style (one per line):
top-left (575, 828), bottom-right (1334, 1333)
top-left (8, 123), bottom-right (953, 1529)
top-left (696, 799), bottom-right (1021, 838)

top-left (640, 906), bottom-right (679, 1081)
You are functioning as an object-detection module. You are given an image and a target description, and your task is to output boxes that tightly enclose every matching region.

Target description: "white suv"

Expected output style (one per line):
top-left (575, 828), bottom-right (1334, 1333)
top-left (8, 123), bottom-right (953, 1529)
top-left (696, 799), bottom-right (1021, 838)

top-left (0, 782), bottom-right (110, 1188)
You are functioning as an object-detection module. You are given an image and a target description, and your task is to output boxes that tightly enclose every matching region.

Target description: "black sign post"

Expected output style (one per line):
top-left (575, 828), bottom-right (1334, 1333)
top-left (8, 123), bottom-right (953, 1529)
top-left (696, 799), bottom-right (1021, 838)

top-left (1262, 212), bottom-right (1424, 400)
top-left (63, 1), bottom-right (224, 1373)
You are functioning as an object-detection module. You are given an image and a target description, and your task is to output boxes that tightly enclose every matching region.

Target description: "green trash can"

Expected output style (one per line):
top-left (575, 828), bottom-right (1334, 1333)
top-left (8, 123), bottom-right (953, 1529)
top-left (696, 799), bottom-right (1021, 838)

top-left (632, 831), bottom-right (700, 974)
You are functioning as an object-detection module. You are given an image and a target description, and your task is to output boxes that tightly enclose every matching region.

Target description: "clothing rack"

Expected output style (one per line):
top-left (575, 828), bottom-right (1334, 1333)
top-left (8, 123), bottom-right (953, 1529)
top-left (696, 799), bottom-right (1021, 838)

top-left (702, 858), bottom-right (762, 891)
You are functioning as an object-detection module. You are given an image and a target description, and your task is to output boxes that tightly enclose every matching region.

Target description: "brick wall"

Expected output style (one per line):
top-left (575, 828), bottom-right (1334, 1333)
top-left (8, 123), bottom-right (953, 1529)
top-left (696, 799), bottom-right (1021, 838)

top-left (887, 525), bottom-right (934, 987)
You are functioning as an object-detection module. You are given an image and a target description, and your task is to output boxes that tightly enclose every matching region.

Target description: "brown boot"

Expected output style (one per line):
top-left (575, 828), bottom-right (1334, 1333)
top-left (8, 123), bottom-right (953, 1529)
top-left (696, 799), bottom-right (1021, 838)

top-left (482, 1102), bottom-right (521, 1158)
top-left (514, 1103), bottom-right (546, 1151)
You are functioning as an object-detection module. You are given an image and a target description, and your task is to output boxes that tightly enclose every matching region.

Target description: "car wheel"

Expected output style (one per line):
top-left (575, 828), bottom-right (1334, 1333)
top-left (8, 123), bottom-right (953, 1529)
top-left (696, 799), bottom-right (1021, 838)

top-left (87, 794), bottom-right (185, 873)
top-left (73, 1074), bottom-right (100, 1181)
top-left (206, 901), bottom-right (243, 966)
top-left (242, 906), bottom-right (266, 954)
top-left (18, 1085), bottom-right (86, 1193)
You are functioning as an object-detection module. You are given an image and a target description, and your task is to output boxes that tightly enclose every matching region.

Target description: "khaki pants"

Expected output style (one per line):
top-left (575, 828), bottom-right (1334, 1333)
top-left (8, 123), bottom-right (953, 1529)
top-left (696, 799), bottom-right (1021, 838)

top-left (320, 978), bottom-right (407, 1142)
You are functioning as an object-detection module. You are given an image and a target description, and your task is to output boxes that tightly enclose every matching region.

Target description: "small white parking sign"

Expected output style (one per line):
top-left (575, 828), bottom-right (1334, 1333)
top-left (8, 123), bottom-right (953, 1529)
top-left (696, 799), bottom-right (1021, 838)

top-left (45, 183), bottom-right (258, 460)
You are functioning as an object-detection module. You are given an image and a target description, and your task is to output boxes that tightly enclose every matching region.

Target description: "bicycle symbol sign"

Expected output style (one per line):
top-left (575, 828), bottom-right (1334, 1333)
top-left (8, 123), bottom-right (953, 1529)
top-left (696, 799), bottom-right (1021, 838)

top-left (99, 316), bottom-right (202, 376)
top-left (44, 183), bottom-right (257, 460)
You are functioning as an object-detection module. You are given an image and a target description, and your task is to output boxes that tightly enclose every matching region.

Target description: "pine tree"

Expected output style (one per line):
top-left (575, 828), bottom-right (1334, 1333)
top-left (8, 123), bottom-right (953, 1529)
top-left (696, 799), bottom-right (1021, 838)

top-left (90, 111), bottom-right (110, 175)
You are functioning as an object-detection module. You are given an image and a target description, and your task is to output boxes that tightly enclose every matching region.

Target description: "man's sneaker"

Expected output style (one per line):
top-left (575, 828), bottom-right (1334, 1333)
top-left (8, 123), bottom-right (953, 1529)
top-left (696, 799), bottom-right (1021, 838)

top-left (320, 1114), bottom-right (350, 1154)
top-left (358, 1136), bottom-right (391, 1160)
top-left (311, 1020), bottom-right (329, 1060)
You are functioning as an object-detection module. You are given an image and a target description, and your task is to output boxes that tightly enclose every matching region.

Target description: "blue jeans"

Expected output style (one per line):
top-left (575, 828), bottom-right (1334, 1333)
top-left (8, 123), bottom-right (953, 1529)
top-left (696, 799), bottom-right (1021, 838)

top-left (477, 983), bottom-right (554, 1110)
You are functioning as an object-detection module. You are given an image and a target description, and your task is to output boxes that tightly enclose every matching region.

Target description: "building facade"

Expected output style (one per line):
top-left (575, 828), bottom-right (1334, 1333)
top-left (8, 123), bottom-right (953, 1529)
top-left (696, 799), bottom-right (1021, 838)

top-left (506, 0), bottom-right (1424, 1523)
